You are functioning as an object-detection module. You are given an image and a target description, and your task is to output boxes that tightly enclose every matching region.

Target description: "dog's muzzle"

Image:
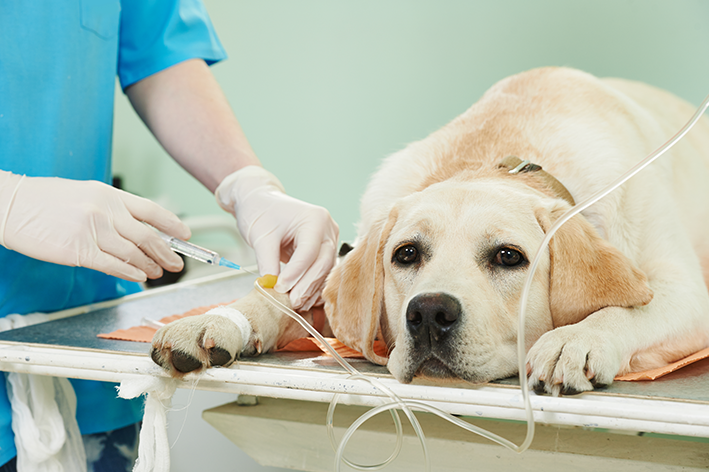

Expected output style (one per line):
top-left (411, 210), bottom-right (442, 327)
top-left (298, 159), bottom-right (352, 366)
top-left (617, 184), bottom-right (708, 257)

top-left (406, 293), bottom-right (461, 346)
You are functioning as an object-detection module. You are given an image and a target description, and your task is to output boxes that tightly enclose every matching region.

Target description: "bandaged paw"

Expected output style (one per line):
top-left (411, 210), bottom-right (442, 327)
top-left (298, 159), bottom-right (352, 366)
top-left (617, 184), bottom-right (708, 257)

top-left (205, 306), bottom-right (252, 345)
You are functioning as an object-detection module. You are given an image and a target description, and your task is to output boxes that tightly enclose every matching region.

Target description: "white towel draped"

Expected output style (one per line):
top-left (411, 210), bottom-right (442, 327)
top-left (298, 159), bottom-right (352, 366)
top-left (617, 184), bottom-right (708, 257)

top-left (117, 376), bottom-right (177, 472)
top-left (1, 313), bottom-right (87, 472)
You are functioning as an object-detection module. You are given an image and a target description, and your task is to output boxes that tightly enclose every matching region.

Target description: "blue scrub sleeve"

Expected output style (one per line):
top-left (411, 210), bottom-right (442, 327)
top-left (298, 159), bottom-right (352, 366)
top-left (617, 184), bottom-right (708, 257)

top-left (117, 0), bottom-right (227, 89)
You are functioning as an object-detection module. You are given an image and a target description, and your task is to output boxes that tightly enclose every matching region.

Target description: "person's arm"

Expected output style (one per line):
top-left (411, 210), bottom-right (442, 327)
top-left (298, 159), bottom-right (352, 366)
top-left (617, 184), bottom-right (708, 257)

top-left (126, 59), bottom-right (339, 311)
top-left (125, 58), bottom-right (258, 191)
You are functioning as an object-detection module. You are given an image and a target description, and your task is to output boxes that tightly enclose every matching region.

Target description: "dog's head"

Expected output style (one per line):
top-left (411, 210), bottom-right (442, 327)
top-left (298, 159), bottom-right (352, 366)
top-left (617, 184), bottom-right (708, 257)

top-left (322, 178), bottom-right (653, 384)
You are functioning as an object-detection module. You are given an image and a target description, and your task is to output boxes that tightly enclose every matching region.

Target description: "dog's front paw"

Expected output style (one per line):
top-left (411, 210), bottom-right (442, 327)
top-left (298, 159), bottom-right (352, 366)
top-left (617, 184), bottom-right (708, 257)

top-left (527, 325), bottom-right (621, 396)
top-left (150, 311), bottom-right (248, 377)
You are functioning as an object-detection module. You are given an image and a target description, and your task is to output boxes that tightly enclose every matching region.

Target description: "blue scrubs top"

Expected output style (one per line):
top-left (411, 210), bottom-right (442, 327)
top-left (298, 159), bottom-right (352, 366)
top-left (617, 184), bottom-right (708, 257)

top-left (0, 0), bottom-right (226, 465)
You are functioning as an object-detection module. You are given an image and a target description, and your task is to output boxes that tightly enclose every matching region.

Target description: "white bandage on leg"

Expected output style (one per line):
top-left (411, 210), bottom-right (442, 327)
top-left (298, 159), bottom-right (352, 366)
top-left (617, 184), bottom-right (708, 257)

top-left (205, 306), bottom-right (252, 344)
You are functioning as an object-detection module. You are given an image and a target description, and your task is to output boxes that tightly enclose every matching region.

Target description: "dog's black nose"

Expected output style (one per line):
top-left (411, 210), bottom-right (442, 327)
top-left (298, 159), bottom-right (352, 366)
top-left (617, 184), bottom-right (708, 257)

top-left (406, 293), bottom-right (461, 344)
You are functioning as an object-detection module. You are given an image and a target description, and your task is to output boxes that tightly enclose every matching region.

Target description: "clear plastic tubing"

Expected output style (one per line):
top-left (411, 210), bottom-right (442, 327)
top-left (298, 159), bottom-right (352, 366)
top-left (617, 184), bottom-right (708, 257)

top-left (254, 92), bottom-right (709, 471)
top-left (158, 231), bottom-right (245, 271)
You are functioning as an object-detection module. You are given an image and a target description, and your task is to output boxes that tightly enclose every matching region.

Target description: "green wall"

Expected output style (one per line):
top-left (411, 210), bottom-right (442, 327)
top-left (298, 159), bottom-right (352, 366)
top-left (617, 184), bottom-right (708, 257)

top-left (113, 0), bottom-right (709, 244)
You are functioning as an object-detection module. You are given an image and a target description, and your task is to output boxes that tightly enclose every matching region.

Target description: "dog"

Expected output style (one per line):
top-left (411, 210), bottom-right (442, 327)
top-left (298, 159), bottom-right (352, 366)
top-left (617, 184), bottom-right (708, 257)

top-left (151, 67), bottom-right (709, 395)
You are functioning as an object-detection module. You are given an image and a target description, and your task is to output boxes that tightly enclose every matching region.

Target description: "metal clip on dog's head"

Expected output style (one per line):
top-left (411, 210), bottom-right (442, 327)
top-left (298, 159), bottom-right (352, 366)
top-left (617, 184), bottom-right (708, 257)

top-left (498, 155), bottom-right (575, 206)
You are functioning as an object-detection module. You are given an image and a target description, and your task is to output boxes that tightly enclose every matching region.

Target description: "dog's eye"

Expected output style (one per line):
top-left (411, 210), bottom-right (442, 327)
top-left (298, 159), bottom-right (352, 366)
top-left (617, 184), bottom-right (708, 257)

top-left (495, 247), bottom-right (524, 267)
top-left (394, 244), bottom-right (419, 265)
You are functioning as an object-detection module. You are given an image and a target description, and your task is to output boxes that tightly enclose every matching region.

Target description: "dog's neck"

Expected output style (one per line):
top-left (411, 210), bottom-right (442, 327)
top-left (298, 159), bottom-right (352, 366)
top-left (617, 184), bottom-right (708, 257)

top-left (497, 155), bottom-right (575, 206)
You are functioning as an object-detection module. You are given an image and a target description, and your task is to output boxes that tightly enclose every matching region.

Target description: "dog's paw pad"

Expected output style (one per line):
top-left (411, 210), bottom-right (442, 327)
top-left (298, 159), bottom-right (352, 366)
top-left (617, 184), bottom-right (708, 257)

top-left (208, 346), bottom-right (233, 367)
top-left (171, 350), bottom-right (203, 374)
top-left (531, 380), bottom-right (546, 394)
top-left (150, 348), bottom-right (164, 367)
top-left (560, 385), bottom-right (584, 396)
top-left (590, 378), bottom-right (610, 389)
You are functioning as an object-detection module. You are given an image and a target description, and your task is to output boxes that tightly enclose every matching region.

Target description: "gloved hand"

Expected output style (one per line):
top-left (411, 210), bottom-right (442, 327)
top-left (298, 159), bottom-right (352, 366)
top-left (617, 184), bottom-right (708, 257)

top-left (216, 166), bottom-right (338, 311)
top-left (0, 170), bottom-right (190, 282)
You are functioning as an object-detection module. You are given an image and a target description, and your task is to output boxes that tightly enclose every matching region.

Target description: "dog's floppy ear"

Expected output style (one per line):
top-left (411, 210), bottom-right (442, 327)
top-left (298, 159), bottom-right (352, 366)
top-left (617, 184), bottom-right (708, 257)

top-left (322, 206), bottom-right (399, 366)
top-left (536, 202), bottom-right (653, 328)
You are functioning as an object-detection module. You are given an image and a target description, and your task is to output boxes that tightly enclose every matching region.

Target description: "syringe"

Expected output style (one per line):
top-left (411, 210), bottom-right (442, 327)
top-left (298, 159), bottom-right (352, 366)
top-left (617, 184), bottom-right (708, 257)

top-left (158, 231), bottom-right (255, 274)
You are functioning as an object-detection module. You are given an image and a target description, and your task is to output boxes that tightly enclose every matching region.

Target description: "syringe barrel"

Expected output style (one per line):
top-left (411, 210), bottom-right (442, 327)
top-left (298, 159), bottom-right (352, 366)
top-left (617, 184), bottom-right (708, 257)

top-left (159, 233), bottom-right (219, 266)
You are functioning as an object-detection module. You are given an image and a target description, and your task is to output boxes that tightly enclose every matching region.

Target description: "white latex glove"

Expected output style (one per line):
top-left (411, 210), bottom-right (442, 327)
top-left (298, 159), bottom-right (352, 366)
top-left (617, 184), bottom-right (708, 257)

top-left (215, 166), bottom-right (338, 310)
top-left (0, 171), bottom-right (190, 282)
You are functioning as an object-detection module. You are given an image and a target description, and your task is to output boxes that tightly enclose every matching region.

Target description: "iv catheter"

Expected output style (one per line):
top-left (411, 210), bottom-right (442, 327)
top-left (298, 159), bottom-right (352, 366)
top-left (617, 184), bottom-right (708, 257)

top-left (158, 231), bottom-right (256, 274)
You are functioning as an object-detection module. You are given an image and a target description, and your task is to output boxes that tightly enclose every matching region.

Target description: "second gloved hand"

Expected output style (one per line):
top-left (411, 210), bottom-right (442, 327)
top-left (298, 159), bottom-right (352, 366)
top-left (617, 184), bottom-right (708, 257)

top-left (216, 166), bottom-right (338, 310)
top-left (0, 171), bottom-right (191, 282)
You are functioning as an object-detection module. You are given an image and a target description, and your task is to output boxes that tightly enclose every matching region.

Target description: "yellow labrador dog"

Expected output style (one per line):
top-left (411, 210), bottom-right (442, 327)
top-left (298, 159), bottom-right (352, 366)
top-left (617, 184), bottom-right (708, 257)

top-left (151, 67), bottom-right (709, 395)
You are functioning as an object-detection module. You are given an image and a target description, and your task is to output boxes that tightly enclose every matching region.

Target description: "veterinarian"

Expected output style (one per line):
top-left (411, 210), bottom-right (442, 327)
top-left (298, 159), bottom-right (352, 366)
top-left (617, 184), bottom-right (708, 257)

top-left (0, 1), bottom-right (338, 471)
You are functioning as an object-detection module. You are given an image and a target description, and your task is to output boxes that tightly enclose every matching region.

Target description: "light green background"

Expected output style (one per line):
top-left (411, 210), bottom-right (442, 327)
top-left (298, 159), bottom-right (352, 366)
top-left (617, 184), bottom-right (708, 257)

top-left (113, 0), bottom-right (709, 244)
